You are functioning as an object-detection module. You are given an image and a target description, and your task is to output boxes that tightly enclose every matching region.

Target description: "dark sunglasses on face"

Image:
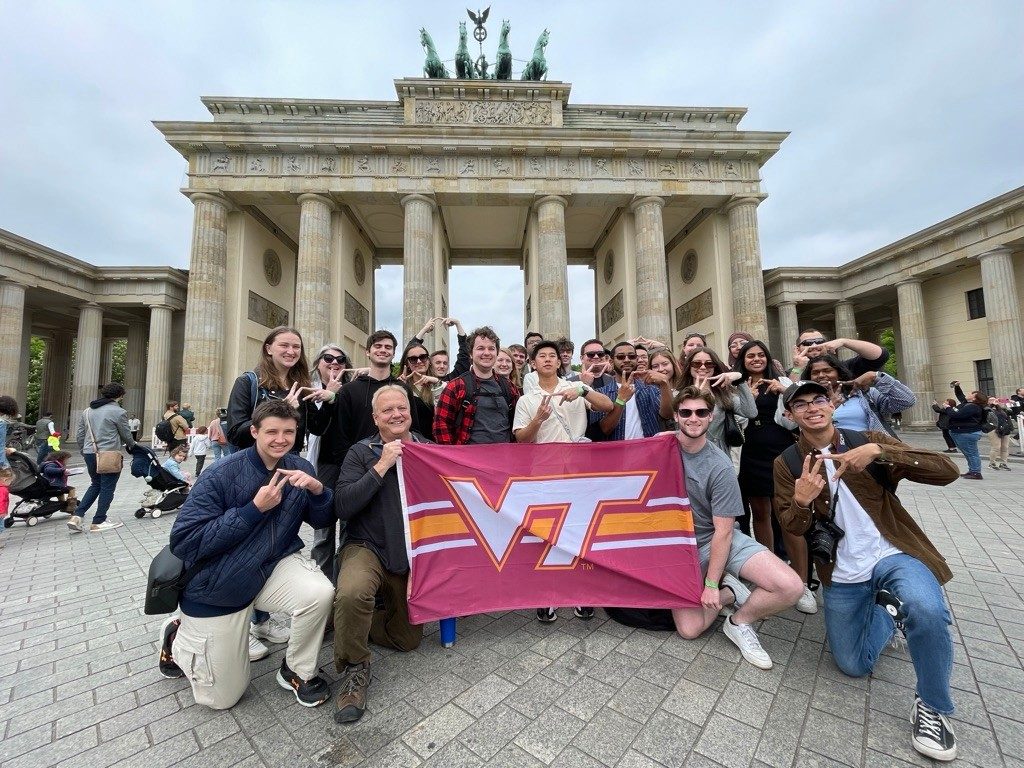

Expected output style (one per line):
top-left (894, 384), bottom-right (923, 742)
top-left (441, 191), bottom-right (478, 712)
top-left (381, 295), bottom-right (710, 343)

top-left (583, 350), bottom-right (606, 358)
top-left (691, 361), bottom-right (715, 369)
top-left (677, 408), bottom-right (712, 418)
top-left (406, 354), bottom-right (430, 364)
top-left (321, 354), bottom-right (348, 365)
top-left (615, 353), bottom-right (638, 361)
top-left (799, 338), bottom-right (827, 347)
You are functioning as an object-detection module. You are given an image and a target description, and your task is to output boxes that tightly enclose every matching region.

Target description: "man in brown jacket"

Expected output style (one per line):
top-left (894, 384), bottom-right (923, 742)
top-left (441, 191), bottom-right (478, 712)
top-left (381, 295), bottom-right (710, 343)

top-left (774, 381), bottom-right (960, 763)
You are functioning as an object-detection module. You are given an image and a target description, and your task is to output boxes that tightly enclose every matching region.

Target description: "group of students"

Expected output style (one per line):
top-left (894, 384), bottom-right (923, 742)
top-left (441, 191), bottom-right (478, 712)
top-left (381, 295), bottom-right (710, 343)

top-left (150, 319), bottom-right (965, 762)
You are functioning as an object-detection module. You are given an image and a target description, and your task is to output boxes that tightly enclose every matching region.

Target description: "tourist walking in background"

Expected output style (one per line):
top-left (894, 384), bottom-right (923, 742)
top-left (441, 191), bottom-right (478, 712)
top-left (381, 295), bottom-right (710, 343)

top-left (128, 413), bottom-right (141, 442)
top-left (932, 399), bottom-right (959, 452)
top-left (68, 383), bottom-right (135, 533)
top-left (34, 410), bottom-right (56, 464)
top-left (191, 425), bottom-right (211, 476)
top-left (208, 411), bottom-right (228, 461)
top-left (986, 399), bottom-right (1013, 471)
top-left (179, 403), bottom-right (195, 428)
top-left (943, 380), bottom-right (987, 479)
top-left (160, 402), bottom-right (190, 452)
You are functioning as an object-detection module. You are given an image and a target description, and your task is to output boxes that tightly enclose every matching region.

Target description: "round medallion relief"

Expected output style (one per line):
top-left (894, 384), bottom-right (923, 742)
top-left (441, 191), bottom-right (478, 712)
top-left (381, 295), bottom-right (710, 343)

top-left (354, 250), bottom-right (366, 286)
top-left (263, 249), bottom-right (282, 286)
top-left (603, 251), bottom-right (614, 285)
top-left (682, 250), bottom-right (698, 284)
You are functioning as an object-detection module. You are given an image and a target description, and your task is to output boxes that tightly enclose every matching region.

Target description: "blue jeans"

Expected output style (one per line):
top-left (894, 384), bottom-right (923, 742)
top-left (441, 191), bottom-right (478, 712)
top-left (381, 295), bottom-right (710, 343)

top-left (950, 430), bottom-right (982, 472)
top-left (74, 453), bottom-right (121, 524)
top-left (823, 553), bottom-right (954, 714)
top-left (37, 442), bottom-right (50, 465)
top-left (209, 442), bottom-right (224, 461)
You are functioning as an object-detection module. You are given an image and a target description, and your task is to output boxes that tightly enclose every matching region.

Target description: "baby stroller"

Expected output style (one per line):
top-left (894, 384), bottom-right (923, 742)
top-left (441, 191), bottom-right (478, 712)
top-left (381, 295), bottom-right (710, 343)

top-left (131, 444), bottom-right (189, 519)
top-left (3, 452), bottom-right (74, 527)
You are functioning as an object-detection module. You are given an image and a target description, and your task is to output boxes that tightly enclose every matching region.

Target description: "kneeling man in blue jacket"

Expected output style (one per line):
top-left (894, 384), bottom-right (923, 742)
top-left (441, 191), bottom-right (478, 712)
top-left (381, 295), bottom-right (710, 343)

top-left (159, 400), bottom-right (336, 709)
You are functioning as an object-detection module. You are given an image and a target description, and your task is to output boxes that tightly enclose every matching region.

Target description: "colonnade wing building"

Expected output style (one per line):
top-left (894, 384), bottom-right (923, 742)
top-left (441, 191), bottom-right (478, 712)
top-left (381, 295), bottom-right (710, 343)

top-left (152, 79), bottom-right (788, 426)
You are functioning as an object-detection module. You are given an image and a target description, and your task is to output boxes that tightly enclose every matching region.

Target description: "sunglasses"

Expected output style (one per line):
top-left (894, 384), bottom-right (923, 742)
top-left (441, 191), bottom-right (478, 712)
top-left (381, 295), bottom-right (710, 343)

top-left (789, 395), bottom-right (830, 413)
top-left (614, 354), bottom-right (638, 361)
top-left (690, 360), bottom-right (715, 369)
top-left (406, 354), bottom-right (430, 364)
top-left (799, 338), bottom-right (827, 347)
top-left (321, 354), bottom-right (348, 365)
top-left (677, 408), bottom-right (712, 418)
top-left (583, 351), bottom-right (606, 358)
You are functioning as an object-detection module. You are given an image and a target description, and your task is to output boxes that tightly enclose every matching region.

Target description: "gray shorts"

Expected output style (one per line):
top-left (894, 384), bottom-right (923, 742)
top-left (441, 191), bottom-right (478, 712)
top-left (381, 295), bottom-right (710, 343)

top-left (697, 530), bottom-right (767, 577)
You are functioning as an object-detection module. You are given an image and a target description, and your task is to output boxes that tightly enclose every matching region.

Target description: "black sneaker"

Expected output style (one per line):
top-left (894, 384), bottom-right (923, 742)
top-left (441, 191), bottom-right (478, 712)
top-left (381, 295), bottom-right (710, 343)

top-left (158, 616), bottom-right (184, 679)
top-left (573, 607), bottom-right (595, 620)
top-left (277, 660), bottom-right (330, 707)
top-left (536, 607), bottom-right (557, 623)
top-left (876, 588), bottom-right (908, 636)
top-left (912, 696), bottom-right (957, 761)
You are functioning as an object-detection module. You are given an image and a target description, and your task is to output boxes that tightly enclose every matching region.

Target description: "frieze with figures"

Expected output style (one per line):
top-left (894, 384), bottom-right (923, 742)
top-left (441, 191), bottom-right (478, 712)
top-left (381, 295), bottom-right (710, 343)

top-left (197, 152), bottom-right (759, 184)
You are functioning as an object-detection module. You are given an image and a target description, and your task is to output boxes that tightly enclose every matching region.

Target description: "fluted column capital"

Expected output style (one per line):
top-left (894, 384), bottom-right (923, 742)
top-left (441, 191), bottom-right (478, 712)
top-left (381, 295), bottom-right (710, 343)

top-left (187, 191), bottom-right (233, 210)
top-left (894, 277), bottom-right (923, 289)
top-left (629, 195), bottom-right (666, 213)
top-left (976, 246), bottom-right (1014, 263)
top-left (297, 193), bottom-right (337, 211)
top-left (401, 193), bottom-right (437, 211)
top-left (724, 195), bottom-right (765, 214)
top-left (533, 194), bottom-right (568, 212)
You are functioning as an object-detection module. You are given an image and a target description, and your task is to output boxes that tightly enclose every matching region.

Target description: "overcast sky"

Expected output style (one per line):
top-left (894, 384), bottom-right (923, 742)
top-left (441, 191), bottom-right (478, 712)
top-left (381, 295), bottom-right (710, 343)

top-left (3, 1), bottom-right (1022, 353)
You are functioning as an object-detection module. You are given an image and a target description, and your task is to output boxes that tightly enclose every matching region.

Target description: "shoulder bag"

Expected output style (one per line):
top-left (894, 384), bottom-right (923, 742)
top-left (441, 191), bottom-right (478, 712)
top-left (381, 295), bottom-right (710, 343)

top-left (84, 408), bottom-right (124, 474)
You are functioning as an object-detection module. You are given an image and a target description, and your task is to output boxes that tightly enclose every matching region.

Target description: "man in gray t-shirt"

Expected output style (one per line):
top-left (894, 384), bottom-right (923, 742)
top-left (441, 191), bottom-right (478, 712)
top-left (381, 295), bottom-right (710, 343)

top-left (672, 387), bottom-right (803, 670)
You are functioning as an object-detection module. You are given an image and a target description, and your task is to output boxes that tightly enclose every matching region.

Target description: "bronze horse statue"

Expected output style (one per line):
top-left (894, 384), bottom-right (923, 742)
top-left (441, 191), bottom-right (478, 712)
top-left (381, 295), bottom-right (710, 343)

top-left (455, 21), bottom-right (476, 78)
top-left (420, 28), bottom-right (449, 78)
top-left (493, 19), bottom-right (512, 80)
top-left (522, 29), bottom-right (550, 81)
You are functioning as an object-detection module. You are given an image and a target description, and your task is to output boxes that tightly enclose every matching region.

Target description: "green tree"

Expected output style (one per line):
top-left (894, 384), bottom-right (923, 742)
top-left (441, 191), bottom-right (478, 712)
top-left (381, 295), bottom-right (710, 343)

top-left (880, 328), bottom-right (898, 377)
top-left (25, 336), bottom-right (45, 422)
top-left (111, 338), bottom-right (127, 384)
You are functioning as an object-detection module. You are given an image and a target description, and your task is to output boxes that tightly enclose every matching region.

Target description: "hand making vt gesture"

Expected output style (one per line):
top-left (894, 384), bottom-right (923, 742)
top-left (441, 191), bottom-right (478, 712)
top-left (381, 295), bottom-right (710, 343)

top-left (793, 454), bottom-right (826, 508)
top-left (281, 383), bottom-right (302, 408)
top-left (302, 368), bottom-right (345, 402)
top-left (253, 469), bottom-right (325, 512)
top-left (616, 371), bottom-right (636, 404)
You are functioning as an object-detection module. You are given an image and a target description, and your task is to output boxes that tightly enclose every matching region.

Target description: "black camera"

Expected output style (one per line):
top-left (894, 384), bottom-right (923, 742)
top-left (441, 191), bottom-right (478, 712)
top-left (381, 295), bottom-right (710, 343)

top-left (808, 516), bottom-right (845, 563)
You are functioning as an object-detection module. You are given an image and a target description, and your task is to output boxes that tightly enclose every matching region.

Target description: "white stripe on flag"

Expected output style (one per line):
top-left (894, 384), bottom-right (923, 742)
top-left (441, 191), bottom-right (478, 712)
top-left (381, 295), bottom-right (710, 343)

top-left (590, 536), bottom-right (696, 551)
top-left (410, 538), bottom-right (477, 557)
top-left (646, 496), bottom-right (688, 507)
top-left (406, 500), bottom-right (455, 516)
top-left (521, 536), bottom-right (544, 543)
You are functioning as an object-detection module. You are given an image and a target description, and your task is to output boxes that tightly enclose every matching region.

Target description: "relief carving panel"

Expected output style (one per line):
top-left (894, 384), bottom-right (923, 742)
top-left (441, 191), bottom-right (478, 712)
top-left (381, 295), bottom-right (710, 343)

top-left (248, 291), bottom-right (289, 329)
top-left (675, 289), bottom-right (713, 331)
top-left (413, 99), bottom-right (552, 126)
top-left (600, 290), bottom-right (624, 332)
top-left (344, 291), bottom-right (370, 333)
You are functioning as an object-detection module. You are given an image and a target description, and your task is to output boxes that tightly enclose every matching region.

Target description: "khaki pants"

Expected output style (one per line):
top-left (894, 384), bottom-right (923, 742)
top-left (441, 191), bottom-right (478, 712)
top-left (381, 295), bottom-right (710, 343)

top-left (988, 432), bottom-right (1010, 464)
top-left (174, 553), bottom-right (334, 710)
top-left (333, 543), bottom-right (423, 670)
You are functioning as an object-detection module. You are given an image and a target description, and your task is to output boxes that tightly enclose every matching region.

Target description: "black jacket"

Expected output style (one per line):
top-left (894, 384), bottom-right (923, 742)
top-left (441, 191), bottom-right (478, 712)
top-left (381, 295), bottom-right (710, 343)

top-left (329, 375), bottom-right (433, 465)
top-left (225, 373), bottom-right (329, 451)
top-left (335, 432), bottom-right (431, 573)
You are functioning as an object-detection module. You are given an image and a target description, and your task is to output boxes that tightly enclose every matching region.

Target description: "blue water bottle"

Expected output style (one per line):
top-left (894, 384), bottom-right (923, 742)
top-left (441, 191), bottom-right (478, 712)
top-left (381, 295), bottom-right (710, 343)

top-left (439, 617), bottom-right (457, 647)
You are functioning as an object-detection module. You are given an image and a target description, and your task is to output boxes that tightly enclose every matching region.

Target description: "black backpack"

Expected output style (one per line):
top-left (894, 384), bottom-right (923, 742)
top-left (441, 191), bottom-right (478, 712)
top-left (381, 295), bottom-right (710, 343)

top-left (780, 428), bottom-right (895, 495)
top-left (154, 419), bottom-right (174, 443)
top-left (459, 371), bottom-right (515, 418)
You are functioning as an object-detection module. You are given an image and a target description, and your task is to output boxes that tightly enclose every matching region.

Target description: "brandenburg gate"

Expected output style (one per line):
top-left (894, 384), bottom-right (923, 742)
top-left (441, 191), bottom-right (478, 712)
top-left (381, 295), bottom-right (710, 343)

top-left (156, 77), bottom-right (786, 423)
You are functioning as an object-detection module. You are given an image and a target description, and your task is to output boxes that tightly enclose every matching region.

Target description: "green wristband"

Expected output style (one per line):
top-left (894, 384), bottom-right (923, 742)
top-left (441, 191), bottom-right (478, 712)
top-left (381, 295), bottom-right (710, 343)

top-left (614, 398), bottom-right (626, 407)
top-left (704, 577), bottom-right (719, 589)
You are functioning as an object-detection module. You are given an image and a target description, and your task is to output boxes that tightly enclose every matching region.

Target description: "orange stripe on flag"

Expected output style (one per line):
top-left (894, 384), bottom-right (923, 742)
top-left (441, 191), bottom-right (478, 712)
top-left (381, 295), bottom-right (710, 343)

top-left (526, 517), bottom-right (556, 540)
top-left (596, 510), bottom-right (690, 536)
top-left (410, 513), bottom-right (470, 542)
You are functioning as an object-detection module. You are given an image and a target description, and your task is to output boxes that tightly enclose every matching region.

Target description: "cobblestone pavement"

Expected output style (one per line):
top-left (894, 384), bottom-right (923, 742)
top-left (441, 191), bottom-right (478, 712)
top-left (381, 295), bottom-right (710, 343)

top-left (2, 434), bottom-right (1023, 768)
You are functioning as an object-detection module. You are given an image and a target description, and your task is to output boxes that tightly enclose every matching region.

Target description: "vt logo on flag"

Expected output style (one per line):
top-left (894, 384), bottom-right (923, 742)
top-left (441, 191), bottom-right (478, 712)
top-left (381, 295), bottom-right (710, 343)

top-left (398, 433), bottom-right (703, 623)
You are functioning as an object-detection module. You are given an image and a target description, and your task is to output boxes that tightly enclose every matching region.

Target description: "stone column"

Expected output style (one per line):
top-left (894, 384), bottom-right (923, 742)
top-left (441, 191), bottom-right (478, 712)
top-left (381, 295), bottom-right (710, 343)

top-left (895, 280), bottom-right (933, 427)
top-left (535, 195), bottom-right (571, 339)
top-left (99, 338), bottom-right (118, 384)
top-left (401, 194), bottom-right (436, 342)
top-left (123, 322), bottom-right (147, 422)
top-left (180, 192), bottom-right (229, 425)
top-left (630, 196), bottom-right (672, 344)
top-left (834, 301), bottom-right (858, 361)
top-left (726, 197), bottom-right (769, 341)
top-left (977, 247), bottom-right (1024, 394)
top-left (0, 280), bottom-right (27, 400)
top-left (777, 302), bottom-right (799, 361)
top-left (70, 303), bottom-right (104, 441)
top-left (144, 305), bottom-right (174, 437)
top-left (295, 193), bottom-right (336, 352)
top-left (44, 333), bottom-right (73, 430)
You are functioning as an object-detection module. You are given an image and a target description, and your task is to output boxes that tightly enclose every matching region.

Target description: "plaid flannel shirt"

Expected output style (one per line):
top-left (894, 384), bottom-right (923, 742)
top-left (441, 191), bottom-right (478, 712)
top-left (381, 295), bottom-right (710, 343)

top-left (433, 372), bottom-right (521, 445)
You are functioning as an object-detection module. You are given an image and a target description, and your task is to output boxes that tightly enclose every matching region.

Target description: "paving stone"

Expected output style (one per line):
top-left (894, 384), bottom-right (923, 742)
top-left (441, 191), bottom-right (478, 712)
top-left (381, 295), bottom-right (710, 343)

top-left (571, 706), bottom-right (642, 766)
top-left (514, 705), bottom-right (587, 765)
top-left (453, 673), bottom-right (517, 717)
top-left (483, 742), bottom-right (546, 768)
top-left (549, 745), bottom-right (607, 768)
top-left (631, 709), bottom-right (700, 767)
top-left (692, 712), bottom-right (760, 768)
top-left (553, 676), bottom-right (616, 722)
top-left (55, 726), bottom-right (150, 768)
top-left (606, 676), bottom-right (668, 724)
top-left (715, 679), bottom-right (776, 729)
top-left (2, 726), bottom-right (99, 768)
top-left (504, 672), bottom-right (567, 720)
top-left (407, 672), bottom-right (471, 716)
top-left (402, 702), bottom-right (475, 759)
top-left (799, 708), bottom-right (864, 767)
top-left (753, 688), bottom-right (810, 768)
top-left (661, 677), bottom-right (721, 727)
top-left (459, 703), bottom-right (530, 760)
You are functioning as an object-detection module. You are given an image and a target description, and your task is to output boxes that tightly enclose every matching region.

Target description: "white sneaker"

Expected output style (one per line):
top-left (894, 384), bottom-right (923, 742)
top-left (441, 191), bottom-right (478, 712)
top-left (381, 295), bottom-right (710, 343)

top-left (721, 573), bottom-right (751, 608)
top-left (67, 516), bottom-right (83, 533)
top-left (796, 586), bottom-right (818, 614)
top-left (89, 519), bottom-right (124, 532)
top-left (722, 615), bottom-right (773, 669)
top-left (248, 632), bottom-right (270, 661)
top-left (252, 615), bottom-right (291, 644)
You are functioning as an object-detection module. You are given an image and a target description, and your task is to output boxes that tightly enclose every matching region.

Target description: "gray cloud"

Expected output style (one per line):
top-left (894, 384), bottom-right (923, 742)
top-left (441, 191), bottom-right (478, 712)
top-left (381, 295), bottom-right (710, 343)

top-left (2, 1), bottom-right (1021, 345)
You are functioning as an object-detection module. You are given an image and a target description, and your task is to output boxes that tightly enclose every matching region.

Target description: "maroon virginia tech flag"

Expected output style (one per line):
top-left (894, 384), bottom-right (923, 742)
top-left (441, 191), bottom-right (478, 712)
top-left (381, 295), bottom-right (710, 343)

top-left (397, 433), bottom-right (703, 623)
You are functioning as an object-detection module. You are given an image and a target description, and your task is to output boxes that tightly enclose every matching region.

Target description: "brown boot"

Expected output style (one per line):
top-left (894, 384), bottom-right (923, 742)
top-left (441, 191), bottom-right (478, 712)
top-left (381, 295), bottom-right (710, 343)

top-left (334, 661), bottom-right (370, 724)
